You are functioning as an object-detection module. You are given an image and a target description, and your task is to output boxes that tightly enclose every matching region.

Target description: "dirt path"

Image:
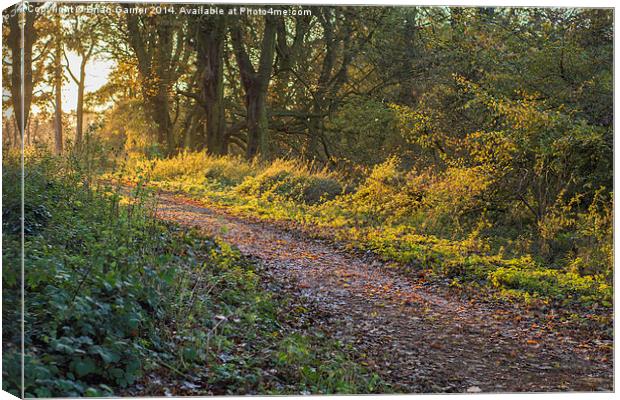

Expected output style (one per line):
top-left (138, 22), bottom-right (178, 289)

top-left (153, 190), bottom-right (612, 393)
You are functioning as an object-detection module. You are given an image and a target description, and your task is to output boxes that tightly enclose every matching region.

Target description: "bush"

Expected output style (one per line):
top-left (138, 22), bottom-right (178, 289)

top-left (202, 155), bottom-right (256, 185)
top-left (236, 159), bottom-right (343, 205)
top-left (346, 156), bottom-right (416, 222)
top-left (568, 189), bottom-right (613, 280)
top-left (4, 153), bottom-right (152, 397)
top-left (134, 151), bottom-right (255, 186)
top-left (346, 224), bottom-right (612, 307)
top-left (3, 148), bottom-right (56, 236)
top-left (346, 157), bottom-right (492, 231)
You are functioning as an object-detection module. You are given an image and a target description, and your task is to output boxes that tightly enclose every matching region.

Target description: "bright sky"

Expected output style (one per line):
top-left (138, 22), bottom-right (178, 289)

top-left (60, 52), bottom-right (114, 113)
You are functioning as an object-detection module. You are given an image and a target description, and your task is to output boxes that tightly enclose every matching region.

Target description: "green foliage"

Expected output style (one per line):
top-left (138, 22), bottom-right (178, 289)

top-left (3, 148), bottom-right (54, 237)
top-left (326, 97), bottom-right (405, 167)
top-left (343, 158), bottom-right (493, 233)
top-left (16, 9), bottom-right (610, 389)
top-left (345, 156), bottom-right (413, 221)
top-left (545, 188), bottom-right (613, 280)
top-left (490, 267), bottom-right (611, 306)
top-left (348, 225), bottom-right (611, 307)
top-left (272, 335), bottom-right (382, 394)
top-left (2, 152), bottom-right (384, 397)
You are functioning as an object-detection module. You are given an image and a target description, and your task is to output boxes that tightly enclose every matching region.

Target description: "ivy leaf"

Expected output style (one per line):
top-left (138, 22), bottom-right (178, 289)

top-left (84, 387), bottom-right (102, 397)
top-left (73, 357), bottom-right (96, 377)
top-left (91, 346), bottom-right (121, 364)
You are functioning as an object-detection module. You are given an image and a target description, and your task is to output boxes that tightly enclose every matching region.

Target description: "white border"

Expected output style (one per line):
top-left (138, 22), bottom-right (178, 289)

top-left (0, 1), bottom-right (616, 400)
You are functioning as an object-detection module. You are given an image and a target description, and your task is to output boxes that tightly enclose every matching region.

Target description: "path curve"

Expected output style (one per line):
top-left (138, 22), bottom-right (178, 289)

top-left (153, 190), bottom-right (612, 393)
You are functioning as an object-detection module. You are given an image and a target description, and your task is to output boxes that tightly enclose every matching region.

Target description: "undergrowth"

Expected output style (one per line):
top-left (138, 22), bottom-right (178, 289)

top-left (114, 151), bottom-right (613, 312)
top-left (2, 149), bottom-right (385, 397)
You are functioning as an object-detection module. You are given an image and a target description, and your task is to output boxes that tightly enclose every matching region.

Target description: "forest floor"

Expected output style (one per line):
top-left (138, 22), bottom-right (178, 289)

top-left (152, 189), bottom-right (613, 393)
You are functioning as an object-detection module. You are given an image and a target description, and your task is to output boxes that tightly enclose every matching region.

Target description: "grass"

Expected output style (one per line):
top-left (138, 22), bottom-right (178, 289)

top-left (2, 150), bottom-right (387, 397)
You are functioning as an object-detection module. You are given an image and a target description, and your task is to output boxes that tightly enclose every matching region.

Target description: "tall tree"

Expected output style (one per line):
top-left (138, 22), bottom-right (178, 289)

top-left (64, 13), bottom-right (100, 148)
top-left (125, 11), bottom-right (190, 155)
top-left (194, 14), bottom-right (228, 155)
top-left (231, 16), bottom-right (277, 159)
top-left (53, 13), bottom-right (63, 154)
top-left (268, 7), bottom-right (383, 161)
top-left (6, 4), bottom-right (37, 139)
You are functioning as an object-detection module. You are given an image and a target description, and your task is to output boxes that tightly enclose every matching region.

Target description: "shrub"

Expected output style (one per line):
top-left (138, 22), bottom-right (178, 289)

top-left (535, 188), bottom-right (613, 279)
top-left (416, 166), bottom-right (493, 235)
top-left (3, 148), bottom-right (58, 237)
top-left (347, 156), bottom-right (416, 221)
top-left (136, 151), bottom-right (255, 186)
top-left (236, 159), bottom-right (343, 205)
top-left (345, 223), bottom-right (611, 307)
top-left (117, 150), bottom-right (612, 311)
top-left (4, 154), bottom-right (153, 397)
top-left (202, 155), bottom-right (256, 185)
top-left (346, 157), bottom-right (493, 232)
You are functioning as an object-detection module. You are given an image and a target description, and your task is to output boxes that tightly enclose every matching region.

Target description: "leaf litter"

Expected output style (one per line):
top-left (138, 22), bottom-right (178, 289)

top-left (153, 190), bottom-right (612, 393)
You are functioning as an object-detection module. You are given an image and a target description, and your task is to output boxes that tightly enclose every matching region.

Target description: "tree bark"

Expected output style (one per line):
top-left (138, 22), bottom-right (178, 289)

top-left (70, 45), bottom-right (95, 148)
top-left (231, 16), bottom-right (277, 159)
top-left (7, 5), bottom-right (36, 142)
top-left (244, 84), bottom-right (270, 158)
top-left (196, 15), bottom-right (227, 155)
top-left (31, 118), bottom-right (40, 145)
top-left (75, 61), bottom-right (86, 146)
top-left (155, 20), bottom-right (175, 155)
top-left (63, 58), bottom-right (88, 148)
top-left (53, 15), bottom-right (63, 154)
top-left (64, 15), bottom-right (98, 149)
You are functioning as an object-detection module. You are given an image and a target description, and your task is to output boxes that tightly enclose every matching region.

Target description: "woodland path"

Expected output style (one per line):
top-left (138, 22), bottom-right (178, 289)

top-left (153, 190), bottom-right (613, 394)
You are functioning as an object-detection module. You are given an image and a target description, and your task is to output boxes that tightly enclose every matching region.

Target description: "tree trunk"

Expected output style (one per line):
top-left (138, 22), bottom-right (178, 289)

top-left (197, 15), bottom-right (227, 155)
top-left (31, 118), bottom-right (40, 145)
top-left (304, 9), bottom-right (336, 160)
top-left (149, 89), bottom-right (174, 155)
top-left (243, 77), bottom-right (271, 159)
top-left (231, 16), bottom-right (277, 159)
top-left (53, 16), bottom-right (63, 155)
top-left (8, 5), bottom-right (36, 141)
top-left (244, 85), bottom-right (268, 158)
top-left (26, 119), bottom-right (31, 146)
top-left (181, 104), bottom-right (203, 150)
top-left (156, 19), bottom-right (175, 155)
top-left (125, 13), bottom-right (177, 156)
top-left (4, 121), bottom-right (12, 148)
top-left (306, 114), bottom-right (321, 159)
top-left (205, 92), bottom-right (226, 155)
top-left (12, 118), bottom-right (19, 148)
top-left (75, 61), bottom-right (86, 147)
